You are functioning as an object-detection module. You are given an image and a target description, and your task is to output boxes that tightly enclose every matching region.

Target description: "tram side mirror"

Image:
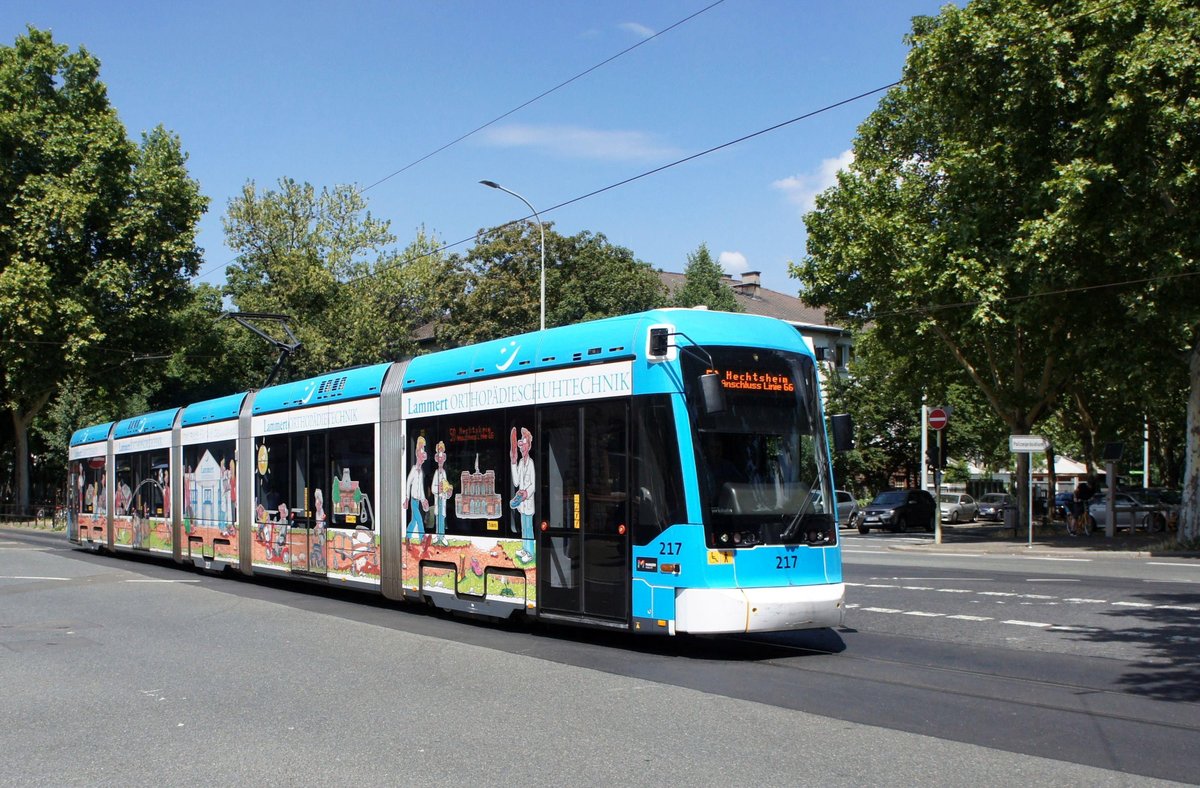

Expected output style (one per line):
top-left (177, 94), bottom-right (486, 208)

top-left (699, 372), bottom-right (726, 415)
top-left (831, 413), bottom-right (853, 452)
top-left (648, 327), bottom-right (669, 358)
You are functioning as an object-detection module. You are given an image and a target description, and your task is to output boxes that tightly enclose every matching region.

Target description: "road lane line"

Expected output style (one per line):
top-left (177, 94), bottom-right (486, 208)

top-left (1003, 620), bottom-right (1052, 628)
top-left (1112, 601), bottom-right (1154, 608)
top-left (901, 611), bottom-right (944, 617)
top-left (1147, 562), bottom-right (1198, 567)
top-left (947, 614), bottom-right (992, 621)
top-left (1063, 598), bottom-right (1107, 603)
top-left (0, 575), bottom-right (72, 581)
top-left (860, 607), bottom-right (902, 614)
top-left (1024, 556), bottom-right (1092, 562)
top-left (125, 579), bottom-right (201, 584)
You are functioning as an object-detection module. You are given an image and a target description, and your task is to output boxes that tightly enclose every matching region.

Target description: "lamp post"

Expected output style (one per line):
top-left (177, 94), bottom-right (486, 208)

top-left (480, 180), bottom-right (545, 331)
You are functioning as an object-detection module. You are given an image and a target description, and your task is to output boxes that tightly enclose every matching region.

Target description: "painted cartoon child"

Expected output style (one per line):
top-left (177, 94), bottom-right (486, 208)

top-left (273, 503), bottom-right (290, 561)
top-left (510, 426), bottom-right (535, 565)
top-left (431, 440), bottom-right (451, 546)
top-left (312, 488), bottom-right (327, 568)
top-left (403, 435), bottom-right (430, 542)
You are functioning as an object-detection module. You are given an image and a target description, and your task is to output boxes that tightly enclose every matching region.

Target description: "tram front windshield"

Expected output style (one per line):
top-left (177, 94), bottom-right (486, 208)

top-left (685, 347), bottom-right (835, 547)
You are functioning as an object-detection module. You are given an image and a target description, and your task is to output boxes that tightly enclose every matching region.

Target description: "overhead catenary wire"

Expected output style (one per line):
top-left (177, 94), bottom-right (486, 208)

top-left (192, 0), bottom-right (727, 284)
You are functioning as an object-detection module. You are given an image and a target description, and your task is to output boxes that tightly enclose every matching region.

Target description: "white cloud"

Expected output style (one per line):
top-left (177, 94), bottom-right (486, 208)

top-left (619, 22), bottom-right (656, 39)
top-left (481, 124), bottom-right (679, 162)
top-left (719, 251), bottom-right (749, 274)
top-left (773, 149), bottom-right (854, 215)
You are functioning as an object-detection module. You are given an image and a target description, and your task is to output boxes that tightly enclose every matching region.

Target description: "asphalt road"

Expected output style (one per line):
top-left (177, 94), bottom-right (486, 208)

top-left (2, 526), bottom-right (1196, 786)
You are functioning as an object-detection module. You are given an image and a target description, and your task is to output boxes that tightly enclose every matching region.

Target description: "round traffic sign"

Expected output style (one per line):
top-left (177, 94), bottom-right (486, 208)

top-left (928, 407), bottom-right (948, 431)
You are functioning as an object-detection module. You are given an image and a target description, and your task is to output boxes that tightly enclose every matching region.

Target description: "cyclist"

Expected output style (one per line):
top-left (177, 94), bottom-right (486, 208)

top-left (1068, 480), bottom-right (1094, 536)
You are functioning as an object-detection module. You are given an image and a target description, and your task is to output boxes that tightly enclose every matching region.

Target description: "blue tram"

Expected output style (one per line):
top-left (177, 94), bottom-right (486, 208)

top-left (68, 309), bottom-right (846, 634)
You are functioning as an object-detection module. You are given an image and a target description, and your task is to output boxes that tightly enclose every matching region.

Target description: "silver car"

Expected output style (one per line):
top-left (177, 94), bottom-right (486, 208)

top-left (1088, 492), bottom-right (1166, 531)
top-left (812, 489), bottom-right (860, 527)
top-left (939, 493), bottom-right (977, 523)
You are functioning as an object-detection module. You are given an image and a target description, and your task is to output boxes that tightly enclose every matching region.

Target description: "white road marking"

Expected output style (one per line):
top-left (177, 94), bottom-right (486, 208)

top-left (844, 550), bottom-right (891, 554)
top-left (1156, 605), bottom-right (1199, 612)
top-left (902, 611), bottom-right (944, 617)
top-left (1025, 556), bottom-right (1092, 562)
top-left (1147, 562), bottom-right (1198, 568)
top-left (860, 607), bottom-right (902, 614)
top-left (934, 588), bottom-right (974, 593)
top-left (1064, 598), bottom-right (1107, 604)
top-left (947, 614), bottom-right (992, 621)
top-left (901, 586), bottom-right (934, 590)
top-left (1003, 620), bottom-right (1052, 628)
top-left (1028, 578), bottom-right (1080, 582)
top-left (0, 575), bottom-right (72, 581)
top-left (979, 592), bottom-right (1018, 597)
top-left (1112, 601), bottom-right (1154, 608)
top-left (124, 579), bottom-right (200, 584)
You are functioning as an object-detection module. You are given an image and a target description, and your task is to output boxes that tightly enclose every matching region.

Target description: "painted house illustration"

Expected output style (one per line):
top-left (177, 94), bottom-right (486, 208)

top-left (193, 450), bottom-right (225, 524)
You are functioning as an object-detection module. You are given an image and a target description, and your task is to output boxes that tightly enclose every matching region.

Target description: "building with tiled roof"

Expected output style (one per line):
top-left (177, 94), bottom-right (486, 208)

top-left (658, 270), bottom-right (853, 370)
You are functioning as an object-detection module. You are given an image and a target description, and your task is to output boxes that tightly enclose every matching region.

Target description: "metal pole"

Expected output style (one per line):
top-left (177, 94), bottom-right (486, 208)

top-left (920, 402), bottom-right (929, 492)
top-left (480, 180), bottom-right (546, 331)
top-left (1143, 416), bottom-right (1151, 488)
top-left (1027, 452), bottom-right (1034, 548)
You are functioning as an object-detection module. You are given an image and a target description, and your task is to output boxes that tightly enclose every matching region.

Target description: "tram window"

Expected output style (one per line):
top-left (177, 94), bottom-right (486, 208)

top-left (407, 409), bottom-right (532, 538)
top-left (257, 435), bottom-right (290, 522)
top-left (328, 425), bottom-right (374, 528)
top-left (182, 440), bottom-right (236, 528)
top-left (80, 460), bottom-right (105, 514)
top-left (632, 396), bottom-right (685, 545)
top-left (584, 402), bottom-right (627, 535)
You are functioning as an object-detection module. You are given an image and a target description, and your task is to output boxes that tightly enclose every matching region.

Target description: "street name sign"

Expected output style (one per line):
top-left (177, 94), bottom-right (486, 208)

top-left (1009, 434), bottom-right (1048, 452)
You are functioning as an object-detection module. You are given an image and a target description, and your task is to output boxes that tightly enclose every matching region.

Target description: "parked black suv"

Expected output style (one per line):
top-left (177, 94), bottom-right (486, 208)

top-left (856, 489), bottom-right (936, 534)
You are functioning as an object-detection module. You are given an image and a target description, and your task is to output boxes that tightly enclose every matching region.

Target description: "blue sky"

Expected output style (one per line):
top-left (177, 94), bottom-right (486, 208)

top-left (4, 1), bottom-right (949, 295)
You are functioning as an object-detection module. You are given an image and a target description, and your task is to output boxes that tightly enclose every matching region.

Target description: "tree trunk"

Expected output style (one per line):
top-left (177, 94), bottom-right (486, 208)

top-left (1014, 451), bottom-right (1031, 540)
top-left (9, 390), bottom-right (51, 512)
top-left (1179, 336), bottom-right (1200, 542)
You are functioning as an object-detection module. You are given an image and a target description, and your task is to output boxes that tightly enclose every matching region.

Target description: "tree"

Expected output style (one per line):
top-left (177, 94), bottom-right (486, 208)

top-left (672, 244), bottom-right (741, 312)
top-left (550, 231), bottom-right (667, 325)
top-left (793, 1), bottom-right (1199, 538)
top-left (439, 222), bottom-right (667, 347)
top-left (223, 179), bottom-right (447, 380)
top-left (0, 28), bottom-right (206, 508)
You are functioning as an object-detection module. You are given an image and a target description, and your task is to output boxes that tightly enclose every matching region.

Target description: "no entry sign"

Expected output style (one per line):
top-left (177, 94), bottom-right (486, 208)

top-left (928, 407), bottom-right (948, 431)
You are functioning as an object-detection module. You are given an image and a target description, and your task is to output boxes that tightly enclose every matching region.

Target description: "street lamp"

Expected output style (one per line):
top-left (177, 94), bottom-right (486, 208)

top-left (480, 179), bottom-right (545, 331)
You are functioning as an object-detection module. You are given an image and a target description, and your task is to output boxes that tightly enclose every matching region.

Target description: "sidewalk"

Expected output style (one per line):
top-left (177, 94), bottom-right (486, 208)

top-left (872, 521), bottom-right (1200, 559)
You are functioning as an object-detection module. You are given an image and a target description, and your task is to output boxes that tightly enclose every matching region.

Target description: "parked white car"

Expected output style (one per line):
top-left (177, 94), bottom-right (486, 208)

top-left (939, 493), bottom-right (977, 523)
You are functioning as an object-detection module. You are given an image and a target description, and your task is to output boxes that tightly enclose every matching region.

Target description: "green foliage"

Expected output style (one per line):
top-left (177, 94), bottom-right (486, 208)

top-left (223, 179), bottom-right (449, 380)
top-left (793, 0), bottom-right (1200, 534)
top-left (0, 27), bottom-right (206, 505)
top-left (672, 244), bottom-right (741, 312)
top-left (439, 222), bottom-right (667, 346)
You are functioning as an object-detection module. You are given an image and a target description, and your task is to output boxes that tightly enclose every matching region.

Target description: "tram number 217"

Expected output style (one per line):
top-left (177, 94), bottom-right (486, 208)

top-left (776, 555), bottom-right (798, 570)
top-left (659, 541), bottom-right (682, 556)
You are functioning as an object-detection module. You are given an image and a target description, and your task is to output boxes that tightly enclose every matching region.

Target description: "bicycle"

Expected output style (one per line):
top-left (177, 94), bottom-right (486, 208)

top-left (1066, 502), bottom-right (1095, 536)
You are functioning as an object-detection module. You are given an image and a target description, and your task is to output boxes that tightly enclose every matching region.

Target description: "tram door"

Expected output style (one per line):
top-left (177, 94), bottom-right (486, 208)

top-left (286, 433), bottom-right (328, 576)
top-left (537, 401), bottom-right (630, 622)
